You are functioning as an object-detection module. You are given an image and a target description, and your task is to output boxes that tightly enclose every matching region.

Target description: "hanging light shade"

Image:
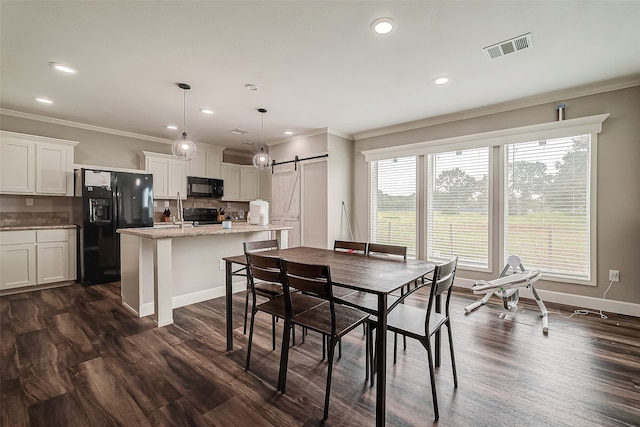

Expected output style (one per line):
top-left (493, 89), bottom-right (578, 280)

top-left (252, 108), bottom-right (272, 169)
top-left (172, 83), bottom-right (197, 161)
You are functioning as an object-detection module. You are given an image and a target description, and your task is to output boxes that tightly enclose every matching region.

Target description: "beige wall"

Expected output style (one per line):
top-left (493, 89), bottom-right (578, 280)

top-left (353, 85), bottom-right (640, 306)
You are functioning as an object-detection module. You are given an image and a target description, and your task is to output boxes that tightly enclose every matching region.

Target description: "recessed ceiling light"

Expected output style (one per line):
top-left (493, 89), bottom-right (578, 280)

top-left (433, 75), bottom-right (450, 85)
top-left (245, 84), bottom-right (258, 91)
top-left (371, 17), bottom-right (396, 35)
top-left (284, 131), bottom-right (293, 135)
top-left (166, 125), bottom-right (178, 130)
top-left (49, 62), bottom-right (78, 74)
top-left (35, 97), bottom-right (53, 104)
top-left (200, 108), bottom-right (214, 115)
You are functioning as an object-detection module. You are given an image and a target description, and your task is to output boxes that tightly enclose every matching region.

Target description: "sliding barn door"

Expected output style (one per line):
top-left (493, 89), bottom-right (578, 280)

top-left (270, 164), bottom-right (300, 247)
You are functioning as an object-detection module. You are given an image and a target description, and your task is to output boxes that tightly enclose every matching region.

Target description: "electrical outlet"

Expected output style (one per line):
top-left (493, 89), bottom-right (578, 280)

top-left (219, 260), bottom-right (225, 270)
top-left (608, 270), bottom-right (620, 282)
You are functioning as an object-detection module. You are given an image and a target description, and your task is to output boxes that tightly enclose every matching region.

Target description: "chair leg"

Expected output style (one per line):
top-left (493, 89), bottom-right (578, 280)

top-left (272, 315), bottom-right (277, 350)
top-left (243, 290), bottom-right (250, 334)
top-left (446, 321), bottom-right (458, 388)
top-left (338, 338), bottom-right (342, 358)
top-left (245, 309), bottom-right (257, 371)
top-left (322, 335), bottom-right (326, 360)
top-left (365, 323), bottom-right (369, 381)
top-left (435, 330), bottom-right (441, 367)
top-left (423, 337), bottom-right (439, 421)
top-left (369, 325), bottom-right (376, 387)
top-left (393, 333), bottom-right (398, 364)
top-left (278, 319), bottom-right (293, 393)
top-left (323, 336), bottom-right (337, 420)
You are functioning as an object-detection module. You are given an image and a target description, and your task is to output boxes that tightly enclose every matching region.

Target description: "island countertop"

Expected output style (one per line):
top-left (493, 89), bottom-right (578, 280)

top-left (117, 222), bottom-right (292, 239)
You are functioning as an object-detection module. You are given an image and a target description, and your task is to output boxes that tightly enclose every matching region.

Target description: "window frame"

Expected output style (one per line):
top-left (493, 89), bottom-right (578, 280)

top-left (363, 114), bottom-right (608, 284)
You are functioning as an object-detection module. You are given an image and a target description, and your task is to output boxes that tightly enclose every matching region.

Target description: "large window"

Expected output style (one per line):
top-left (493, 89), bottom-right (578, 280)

top-left (427, 147), bottom-right (490, 268)
top-left (364, 114), bottom-right (605, 284)
top-left (504, 135), bottom-right (591, 280)
top-left (370, 156), bottom-right (416, 257)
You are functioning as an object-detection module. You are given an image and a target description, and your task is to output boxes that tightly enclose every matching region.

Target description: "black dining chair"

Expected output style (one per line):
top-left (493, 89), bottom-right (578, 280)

top-left (243, 240), bottom-right (282, 347)
top-left (336, 242), bottom-right (409, 383)
top-left (277, 259), bottom-right (370, 420)
top-left (370, 256), bottom-right (459, 421)
top-left (244, 253), bottom-right (325, 380)
top-left (333, 240), bottom-right (368, 254)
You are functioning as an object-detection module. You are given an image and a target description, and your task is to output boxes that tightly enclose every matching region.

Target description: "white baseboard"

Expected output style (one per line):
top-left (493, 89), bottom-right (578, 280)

top-left (121, 301), bottom-right (140, 317)
top-left (454, 278), bottom-right (640, 317)
top-left (132, 280), bottom-right (248, 317)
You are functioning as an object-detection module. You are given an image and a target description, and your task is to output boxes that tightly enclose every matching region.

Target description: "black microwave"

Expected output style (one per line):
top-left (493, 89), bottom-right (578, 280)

top-left (187, 176), bottom-right (223, 198)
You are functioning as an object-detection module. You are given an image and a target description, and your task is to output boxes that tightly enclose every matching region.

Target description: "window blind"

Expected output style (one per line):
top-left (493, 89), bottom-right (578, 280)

top-left (427, 147), bottom-right (489, 268)
top-left (504, 135), bottom-right (591, 279)
top-left (370, 157), bottom-right (416, 258)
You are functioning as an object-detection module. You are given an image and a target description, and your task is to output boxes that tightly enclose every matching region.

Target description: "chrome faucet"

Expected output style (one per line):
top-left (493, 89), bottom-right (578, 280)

top-left (175, 192), bottom-right (184, 229)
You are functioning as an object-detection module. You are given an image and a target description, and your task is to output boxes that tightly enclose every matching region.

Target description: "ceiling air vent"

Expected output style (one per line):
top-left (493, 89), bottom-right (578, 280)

top-left (228, 128), bottom-right (249, 135)
top-left (483, 33), bottom-right (533, 60)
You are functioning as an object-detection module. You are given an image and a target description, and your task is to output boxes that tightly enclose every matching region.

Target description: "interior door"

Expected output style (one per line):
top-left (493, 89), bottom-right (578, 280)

top-left (270, 164), bottom-right (300, 247)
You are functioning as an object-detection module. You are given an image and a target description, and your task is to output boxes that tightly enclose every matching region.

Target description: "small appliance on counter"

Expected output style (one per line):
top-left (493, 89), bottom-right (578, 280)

top-left (182, 207), bottom-right (220, 225)
top-left (249, 199), bottom-right (269, 225)
top-left (76, 168), bottom-right (154, 285)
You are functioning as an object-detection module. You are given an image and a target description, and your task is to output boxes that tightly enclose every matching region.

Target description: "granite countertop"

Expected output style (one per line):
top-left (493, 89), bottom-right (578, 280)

top-left (117, 222), bottom-right (292, 239)
top-left (0, 224), bottom-right (78, 232)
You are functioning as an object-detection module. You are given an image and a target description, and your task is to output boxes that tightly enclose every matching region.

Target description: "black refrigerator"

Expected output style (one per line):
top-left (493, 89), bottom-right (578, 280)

top-left (76, 169), bottom-right (154, 285)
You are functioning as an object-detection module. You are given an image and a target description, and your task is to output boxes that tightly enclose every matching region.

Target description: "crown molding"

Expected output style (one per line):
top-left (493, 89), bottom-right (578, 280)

top-left (353, 76), bottom-right (640, 141)
top-left (0, 108), bottom-right (227, 151)
top-left (0, 108), bottom-right (175, 144)
top-left (268, 127), bottom-right (353, 147)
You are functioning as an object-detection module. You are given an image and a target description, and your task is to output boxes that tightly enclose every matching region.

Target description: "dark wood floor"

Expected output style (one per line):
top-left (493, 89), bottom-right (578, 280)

top-left (1, 282), bottom-right (639, 426)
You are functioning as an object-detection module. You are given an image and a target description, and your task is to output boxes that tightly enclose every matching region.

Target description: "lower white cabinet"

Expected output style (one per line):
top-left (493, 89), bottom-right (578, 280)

top-left (0, 228), bottom-right (76, 291)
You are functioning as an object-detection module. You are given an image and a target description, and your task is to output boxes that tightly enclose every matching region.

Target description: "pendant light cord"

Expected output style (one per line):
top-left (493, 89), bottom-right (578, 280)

top-left (261, 112), bottom-right (264, 151)
top-left (183, 89), bottom-right (187, 134)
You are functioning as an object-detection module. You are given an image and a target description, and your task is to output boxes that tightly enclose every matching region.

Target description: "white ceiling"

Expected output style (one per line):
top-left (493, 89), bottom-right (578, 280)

top-left (2, 1), bottom-right (640, 154)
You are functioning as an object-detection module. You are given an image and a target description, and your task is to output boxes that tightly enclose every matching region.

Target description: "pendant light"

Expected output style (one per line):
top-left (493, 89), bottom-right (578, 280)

top-left (171, 83), bottom-right (197, 161)
top-left (252, 108), bottom-right (272, 169)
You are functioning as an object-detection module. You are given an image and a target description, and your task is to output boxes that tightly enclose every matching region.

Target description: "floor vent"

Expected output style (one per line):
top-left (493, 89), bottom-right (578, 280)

top-left (483, 33), bottom-right (533, 59)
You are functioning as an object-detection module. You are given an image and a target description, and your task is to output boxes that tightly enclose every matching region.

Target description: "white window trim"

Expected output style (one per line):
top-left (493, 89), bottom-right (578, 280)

top-left (363, 114), bottom-right (608, 284)
top-left (362, 114), bottom-right (609, 161)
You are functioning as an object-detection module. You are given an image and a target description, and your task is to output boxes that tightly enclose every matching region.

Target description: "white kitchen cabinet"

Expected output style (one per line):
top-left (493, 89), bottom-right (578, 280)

top-left (221, 163), bottom-right (263, 201)
top-left (0, 228), bottom-right (76, 291)
top-left (0, 230), bottom-right (37, 290)
top-left (189, 149), bottom-right (223, 179)
top-left (259, 169), bottom-right (271, 200)
top-left (139, 151), bottom-right (187, 199)
top-left (0, 131), bottom-right (77, 196)
top-left (221, 163), bottom-right (241, 200)
top-left (36, 229), bottom-right (75, 284)
top-left (240, 166), bottom-right (259, 200)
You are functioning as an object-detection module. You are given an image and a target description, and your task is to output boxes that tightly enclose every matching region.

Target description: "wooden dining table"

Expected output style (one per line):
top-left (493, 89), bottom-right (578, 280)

top-left (223, 246), bottom-right (435, 426)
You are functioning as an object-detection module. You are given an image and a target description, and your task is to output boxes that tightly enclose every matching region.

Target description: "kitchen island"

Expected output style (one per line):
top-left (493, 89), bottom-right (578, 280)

top-left (117, 223), bottom-right (291, 326)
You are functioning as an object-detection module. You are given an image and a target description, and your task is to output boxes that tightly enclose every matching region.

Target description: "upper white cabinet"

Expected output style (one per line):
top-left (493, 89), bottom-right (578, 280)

top-left (139, 151), bottom-right (187, 199)
top-left (188, 149), bottom-right (223, 179)
top-left (240, 166), bottom-right (259, 201)
top-left (0, 131), bottom-right (77, 196)
top-left (221, 163), bottom-right (241, 201)
top-left (220, 163), bottom-right (268, 201)
top-left (259, 169), bottom-right (271, 200)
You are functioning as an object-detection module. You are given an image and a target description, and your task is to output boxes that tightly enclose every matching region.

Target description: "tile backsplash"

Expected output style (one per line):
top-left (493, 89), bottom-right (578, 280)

top-left (0, 211), bottom-right (71, 227)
